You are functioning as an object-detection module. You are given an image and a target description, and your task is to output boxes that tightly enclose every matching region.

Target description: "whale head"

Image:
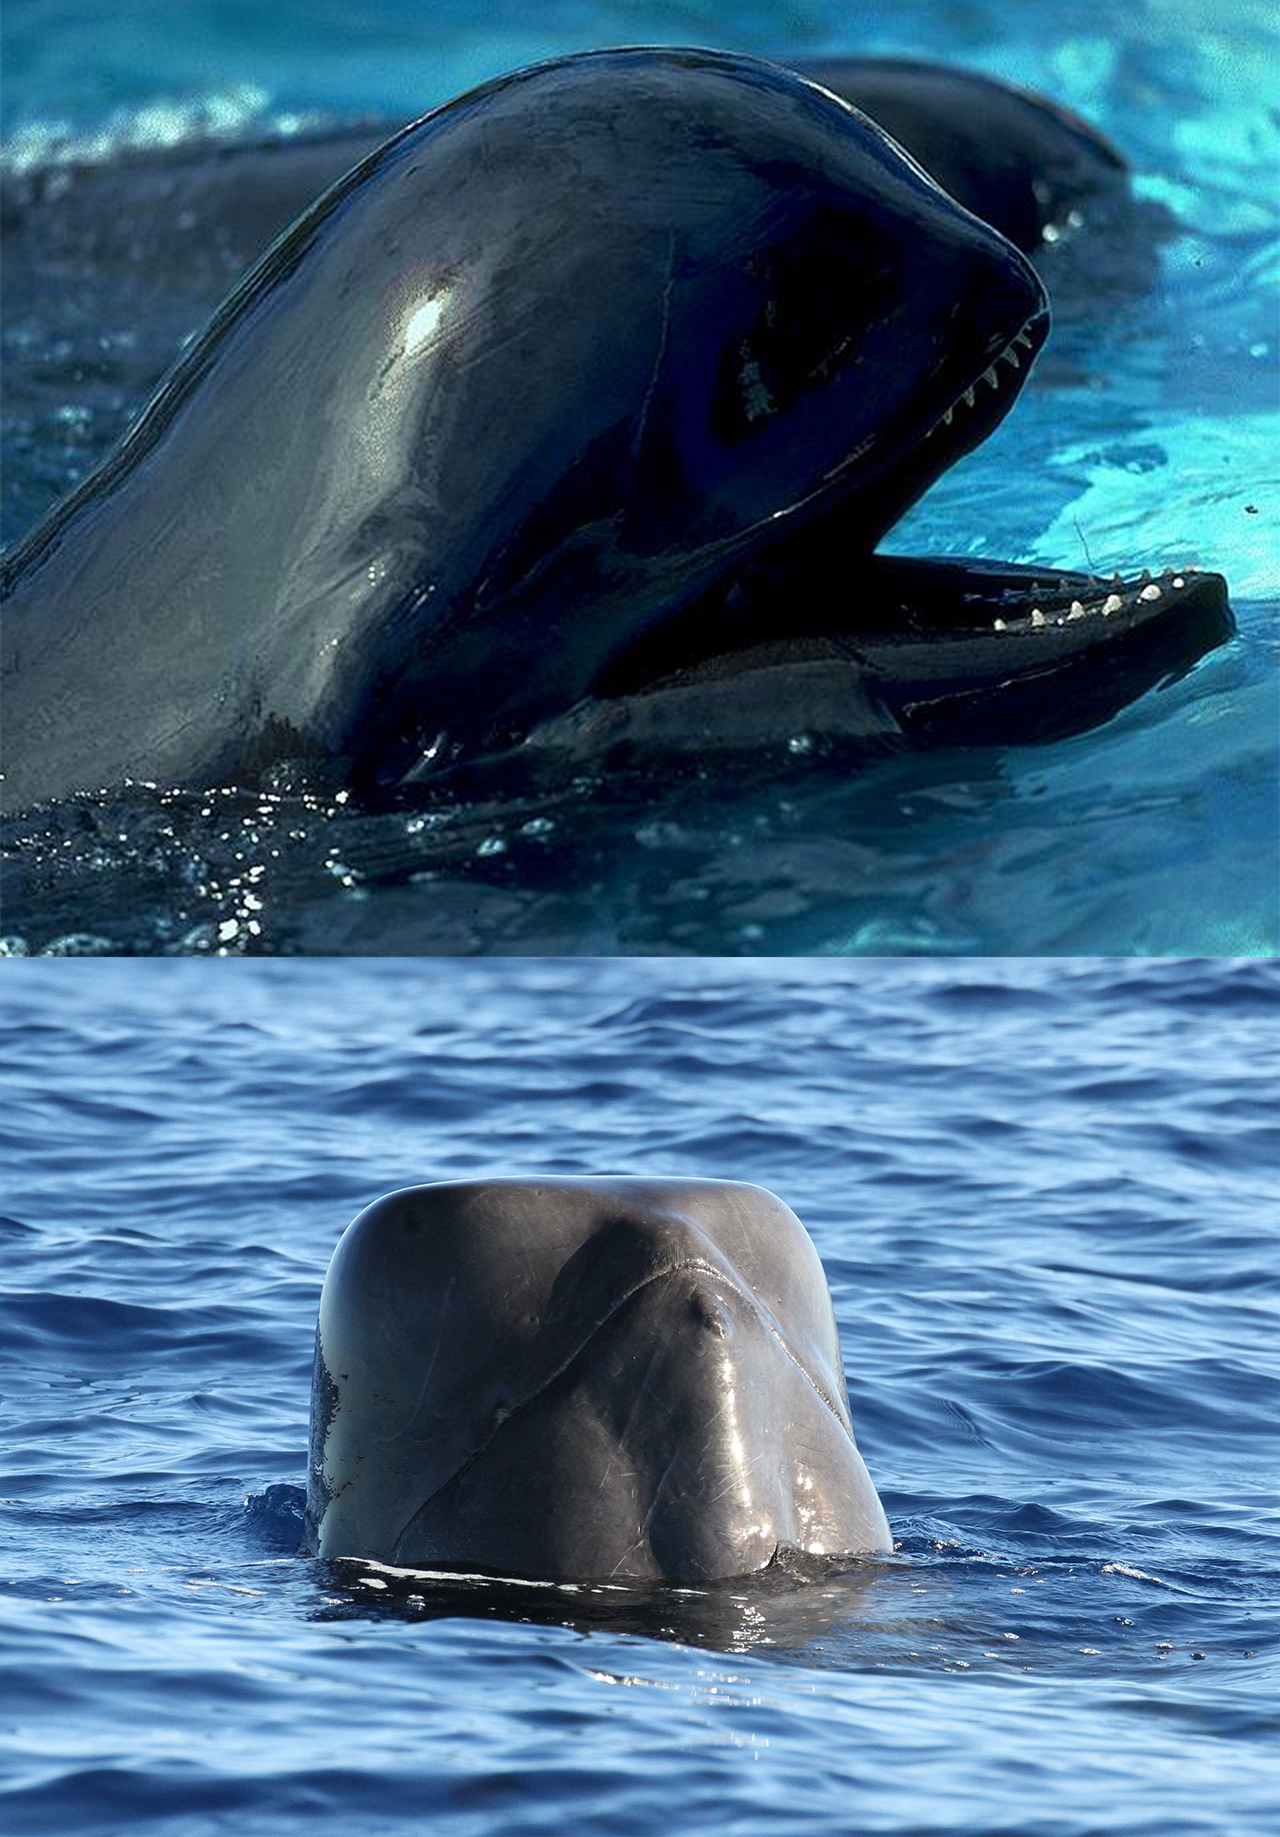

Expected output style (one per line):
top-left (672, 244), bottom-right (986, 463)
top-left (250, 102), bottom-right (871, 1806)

top-left (305, 1176), bottom-right (891, 1583)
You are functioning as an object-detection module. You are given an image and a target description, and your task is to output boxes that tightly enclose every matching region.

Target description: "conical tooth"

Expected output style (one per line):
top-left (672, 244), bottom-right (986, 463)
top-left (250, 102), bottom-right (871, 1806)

top-left (993, 618), bottom-right (1007, 631)
top-left (1015, 328), bottom-right (1034, 348)
top-left (984, 366), bottom-right (1000, 389)
top-left (1030, 608), bottom-right (1046, 628)
top-left (942, 405), bottom-right (954, 426)
top-left (1138, 582), bottom-right (1162, 601)
top-left (1102, 594), bottom-right (1123, 615)
top-left (1172, 575), bottom-right (1185, 589)
top-left (1111, 574), bottom-right (1125, 589)
top-left (1068, 600), bottom-right (1086, 619)
top-left (963, 386), bottom-right (976, 409)
top-left (1001, 346), bottom-right (1020, 368)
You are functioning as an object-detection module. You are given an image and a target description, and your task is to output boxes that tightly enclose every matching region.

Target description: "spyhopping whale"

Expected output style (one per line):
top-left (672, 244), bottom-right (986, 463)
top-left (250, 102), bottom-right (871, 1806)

top-left (305, 1178), bottom-right (891, 1582)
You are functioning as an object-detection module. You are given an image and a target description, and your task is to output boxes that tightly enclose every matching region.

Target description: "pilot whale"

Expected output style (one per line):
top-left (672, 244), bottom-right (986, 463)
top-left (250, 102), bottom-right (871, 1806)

top-left (0, 48), bottom-right (1230, 815)
top-left (304, 1178), bottom-right (892, 1581)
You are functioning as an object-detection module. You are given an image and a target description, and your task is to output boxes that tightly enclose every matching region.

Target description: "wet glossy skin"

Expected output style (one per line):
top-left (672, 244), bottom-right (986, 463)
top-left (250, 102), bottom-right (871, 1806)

top-left (305, 1178), bottom-right (892, 1581)
top-left (805, 57), bottom-right (1128, 256)
top-left (0, 48), bottom-right (1046, 813)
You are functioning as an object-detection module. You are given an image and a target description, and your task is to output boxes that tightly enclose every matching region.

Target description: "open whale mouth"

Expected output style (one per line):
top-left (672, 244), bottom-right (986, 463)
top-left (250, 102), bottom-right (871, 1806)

top-left (409, 554), bottom-right (1232, 795)
top-left (390, 288), bottom-right (1231, 792)
top-left (576, 544), bottom-right (1233, 759)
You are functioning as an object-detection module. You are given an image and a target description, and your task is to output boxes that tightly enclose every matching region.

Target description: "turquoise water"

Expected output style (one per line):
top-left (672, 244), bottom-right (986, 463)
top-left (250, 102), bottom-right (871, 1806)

top-left (1, 0), bottom-right (1276, 955)
top-left (0, 956), bottom-right (1277, 1834)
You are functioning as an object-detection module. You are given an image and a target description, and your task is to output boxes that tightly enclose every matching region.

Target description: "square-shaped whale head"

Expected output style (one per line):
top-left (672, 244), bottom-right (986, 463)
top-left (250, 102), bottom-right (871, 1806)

top-left (305, 1175), bottom-right (892, 1582)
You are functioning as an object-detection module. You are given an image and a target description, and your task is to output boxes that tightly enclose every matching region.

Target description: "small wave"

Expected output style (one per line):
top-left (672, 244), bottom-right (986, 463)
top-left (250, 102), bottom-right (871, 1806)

top-left (925, 979), bottom-right (1060, 1011)
top-left (1099, 960), bottom-right (1280, 1012)
top-left (1101, 1561), bottom-right (1168, 1585)
top-left (242, 1484), bottom-right (306, 1552)
top-left (0, 1291), bottom-right (246, 1361)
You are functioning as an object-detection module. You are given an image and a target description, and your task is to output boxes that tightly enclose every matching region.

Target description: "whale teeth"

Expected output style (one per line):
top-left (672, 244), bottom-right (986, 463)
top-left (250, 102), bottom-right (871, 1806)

top-left (1030, 608), bottom-right (1046, 628)
top-left (984, 366), bottom-right (1000, 389)
top-left (1015, 328), bottom-right (1035, 349)
top-left (993, 617), bottom-right (1008, 631)
top-left (1172, 575), bottom-right (1186, 589)
top-left (963, 386), bottom-right (976, 409)
top-left (1001, 346), bottom-right (1020, 369)
top-left (941, 405), bottom-right (954, 427)
top-left (1068, 600), bottom-right (1086, 619)
top-left (1102, 593), bottom-right (1123, 615)
top-left (1138, 582), bottom-right (1162, 601)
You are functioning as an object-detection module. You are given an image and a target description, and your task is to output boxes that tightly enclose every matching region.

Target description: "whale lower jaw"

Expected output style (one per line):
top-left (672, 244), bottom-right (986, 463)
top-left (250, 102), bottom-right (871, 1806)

top-left (841, 558), bottom-right (1234, 748)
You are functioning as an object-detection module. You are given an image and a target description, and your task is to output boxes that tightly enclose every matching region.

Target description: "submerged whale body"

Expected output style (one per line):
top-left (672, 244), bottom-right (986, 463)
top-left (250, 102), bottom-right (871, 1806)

top-left (0, 48), bottom-right (1231, 815)
top-left (305, 1178), bottom-right (892, 1581)
top-left (0, 55), bottom-right (1158, 339)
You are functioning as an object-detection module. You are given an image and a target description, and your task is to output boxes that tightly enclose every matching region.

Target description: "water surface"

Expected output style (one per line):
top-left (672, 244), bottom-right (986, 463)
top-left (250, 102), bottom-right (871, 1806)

top-left (1, 956), bottom-right (1276, 1832)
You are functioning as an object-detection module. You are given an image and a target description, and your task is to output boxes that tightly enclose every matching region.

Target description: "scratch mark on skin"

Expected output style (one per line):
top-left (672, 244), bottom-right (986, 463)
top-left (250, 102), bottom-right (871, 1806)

top-left (607, 1535), bottom-right (649, 1579)
top-left (643, 1447), bottom-right (683, 1534)
top-left (598, 1336), bottom-right (669, 1493)
top-left (631, 229), bottom-right (676, 458)
top-left (700, 1451), bottom-right (766, 1513)
top-left (376, 1275), bottom-right (455, 1442)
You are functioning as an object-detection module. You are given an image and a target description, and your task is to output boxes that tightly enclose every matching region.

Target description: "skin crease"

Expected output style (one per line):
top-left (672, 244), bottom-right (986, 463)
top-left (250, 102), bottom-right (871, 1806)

top-left (305, 1178), bottom-right (892, 1583)
top-left (0, 49), bottom-right (1230, 817)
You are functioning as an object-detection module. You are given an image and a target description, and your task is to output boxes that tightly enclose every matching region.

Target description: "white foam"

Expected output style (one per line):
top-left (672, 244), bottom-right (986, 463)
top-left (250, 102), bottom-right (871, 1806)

top-left (0, 86), bottom-right (324, 175)
top-left (1101, 1561), bottom-right (1165, 1584)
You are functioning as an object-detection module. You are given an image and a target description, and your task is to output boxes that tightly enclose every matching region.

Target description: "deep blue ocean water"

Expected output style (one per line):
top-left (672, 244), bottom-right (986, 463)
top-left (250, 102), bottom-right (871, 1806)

top-left (0, 0), bottom-right (1276, 955)
top-left (0, 955), bottom-right (1277, 1834)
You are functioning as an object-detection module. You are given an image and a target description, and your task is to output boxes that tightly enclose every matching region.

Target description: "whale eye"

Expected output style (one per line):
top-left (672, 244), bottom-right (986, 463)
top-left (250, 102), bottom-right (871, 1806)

top-left (712, 206), bottom-right (901, 444)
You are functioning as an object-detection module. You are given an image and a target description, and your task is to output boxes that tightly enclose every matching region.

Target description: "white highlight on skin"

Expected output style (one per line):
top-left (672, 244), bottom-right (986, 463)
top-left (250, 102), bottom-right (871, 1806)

top-left (402, 292), bottom-right (449, 356)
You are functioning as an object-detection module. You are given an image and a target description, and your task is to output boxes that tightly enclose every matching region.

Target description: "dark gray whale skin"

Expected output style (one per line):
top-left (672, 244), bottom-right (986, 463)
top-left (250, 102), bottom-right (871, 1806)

top-left (304, 1177), bottom-right (891, 1583)
top-left (2, 47), bottom-right (1052, 811)
top-left (0, 48), bottom-right (1230, 816)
